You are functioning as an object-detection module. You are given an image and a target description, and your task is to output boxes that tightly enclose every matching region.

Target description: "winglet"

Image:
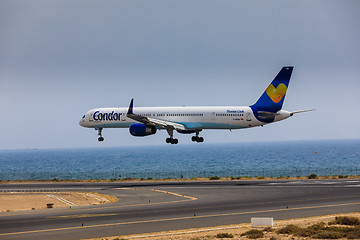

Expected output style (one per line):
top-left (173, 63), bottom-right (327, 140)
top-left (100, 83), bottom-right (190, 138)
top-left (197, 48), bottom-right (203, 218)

top-left (127, 98), bottom-right (134, 115)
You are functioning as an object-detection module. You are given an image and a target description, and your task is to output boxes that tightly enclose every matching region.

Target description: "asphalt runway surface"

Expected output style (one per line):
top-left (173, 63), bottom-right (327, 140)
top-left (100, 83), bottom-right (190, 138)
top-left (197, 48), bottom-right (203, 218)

top-left (0, 180), bottom-right (359, 240)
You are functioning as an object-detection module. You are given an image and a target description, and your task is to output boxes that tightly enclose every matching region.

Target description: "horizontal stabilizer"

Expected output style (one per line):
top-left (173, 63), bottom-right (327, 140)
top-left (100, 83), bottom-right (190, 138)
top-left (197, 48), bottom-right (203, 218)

top-left (291, 109), bottom-right (315, 115)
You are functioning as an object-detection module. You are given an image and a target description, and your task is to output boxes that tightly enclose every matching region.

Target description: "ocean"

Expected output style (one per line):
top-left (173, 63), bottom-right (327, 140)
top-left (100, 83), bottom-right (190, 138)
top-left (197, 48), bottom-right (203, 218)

top-left (0, 139), bottom-right (359, 180)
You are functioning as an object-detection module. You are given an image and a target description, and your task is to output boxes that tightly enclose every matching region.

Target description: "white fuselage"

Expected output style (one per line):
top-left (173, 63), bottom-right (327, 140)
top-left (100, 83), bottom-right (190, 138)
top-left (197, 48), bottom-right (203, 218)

top-left (79, 106), bottom-right (292, 130)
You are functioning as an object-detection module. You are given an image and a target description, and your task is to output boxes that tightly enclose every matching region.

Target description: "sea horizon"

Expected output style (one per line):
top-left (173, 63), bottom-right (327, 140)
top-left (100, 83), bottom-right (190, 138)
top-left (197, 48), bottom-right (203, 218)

top-left (1, 138), bottom-right (359, 152)
top-left (0, 139), bottom-right (359, 180)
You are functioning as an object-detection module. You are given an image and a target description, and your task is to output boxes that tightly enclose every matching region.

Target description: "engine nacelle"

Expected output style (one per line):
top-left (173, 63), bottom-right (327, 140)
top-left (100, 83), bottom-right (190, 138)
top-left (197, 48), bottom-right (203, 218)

top-left (129, 124), bottom-right (157, 137)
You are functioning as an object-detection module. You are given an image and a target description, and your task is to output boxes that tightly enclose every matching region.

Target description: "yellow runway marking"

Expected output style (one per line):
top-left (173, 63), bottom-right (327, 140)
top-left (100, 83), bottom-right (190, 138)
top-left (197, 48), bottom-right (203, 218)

top-left (46, 188), bottom-right (197, 219)
top-left (150, 189), bottom-right (197, 200)
top-left (115, 187), bottom-right (197, 200)
top-left (0, 201), bottom-right (359, 237)
top-left (0, 187), bottom-right (197, 217)
top-left (46, 213), bottom-right (118, 219)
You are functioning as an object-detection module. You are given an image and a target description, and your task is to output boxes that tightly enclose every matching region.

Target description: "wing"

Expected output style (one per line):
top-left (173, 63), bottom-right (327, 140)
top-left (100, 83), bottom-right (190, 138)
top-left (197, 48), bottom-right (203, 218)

top-left (126, 99), bottom-right (186, 131)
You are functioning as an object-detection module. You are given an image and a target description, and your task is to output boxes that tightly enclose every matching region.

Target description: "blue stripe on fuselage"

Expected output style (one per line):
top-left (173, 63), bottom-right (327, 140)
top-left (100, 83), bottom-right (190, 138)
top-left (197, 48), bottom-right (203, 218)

top-left (177, 122), bottom-right (244, 129)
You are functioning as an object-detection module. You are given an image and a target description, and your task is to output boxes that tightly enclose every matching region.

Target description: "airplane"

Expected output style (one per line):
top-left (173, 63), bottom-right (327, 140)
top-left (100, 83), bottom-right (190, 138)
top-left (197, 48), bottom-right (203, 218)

top-left (79, 66), bottom-right (313, 144)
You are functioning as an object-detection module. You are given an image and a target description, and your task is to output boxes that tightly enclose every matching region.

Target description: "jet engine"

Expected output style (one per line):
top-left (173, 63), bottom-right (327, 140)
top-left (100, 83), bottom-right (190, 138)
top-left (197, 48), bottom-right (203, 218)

top-left (129, 124), bottom-right (157, 137)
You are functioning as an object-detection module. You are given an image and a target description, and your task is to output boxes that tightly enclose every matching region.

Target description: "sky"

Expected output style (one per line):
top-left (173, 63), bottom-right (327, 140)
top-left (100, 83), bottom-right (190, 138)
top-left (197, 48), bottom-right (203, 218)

top-left (0, 0), bottom-right (359, 150)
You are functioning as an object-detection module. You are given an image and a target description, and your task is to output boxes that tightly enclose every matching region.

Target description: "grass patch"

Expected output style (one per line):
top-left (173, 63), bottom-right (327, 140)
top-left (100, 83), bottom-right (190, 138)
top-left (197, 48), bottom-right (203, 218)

top-left (277, 224), bottom-right (302, 234)
top-left (277, 217), bottom-right (360, 239)
top-left (209, 176), bottom-right (221, 180)
top-left (241, 229), bottom-right (264, 239)
top-left (263, 227), bottom-right (274, 232)
top-left (307, 173), bottom-right (318, 179)
top-left (329, 216), bottom-right (360, 226)
top-left (121, 177), bottom-right (136, 181)
top-left (230, 176), bottom-right (246, 180)
top-left (216, 232), bottom-right (234, 238)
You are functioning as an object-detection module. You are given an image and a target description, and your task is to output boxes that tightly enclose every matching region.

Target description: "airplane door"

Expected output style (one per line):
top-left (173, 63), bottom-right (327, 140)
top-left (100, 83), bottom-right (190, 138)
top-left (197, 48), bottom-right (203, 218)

top-left (211, 112), bottom-right (215, 120)
top-left (121, 112), bottom-right (126, 121)
top-left (245, 111), bottom-right (252, 121)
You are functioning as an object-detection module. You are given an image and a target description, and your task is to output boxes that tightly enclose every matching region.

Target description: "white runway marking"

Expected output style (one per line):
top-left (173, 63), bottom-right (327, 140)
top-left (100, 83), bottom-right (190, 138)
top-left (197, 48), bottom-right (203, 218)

top-left (317, 181), bottom-right (338, 184)
top-left (47, 195), bottom-right (76, 206)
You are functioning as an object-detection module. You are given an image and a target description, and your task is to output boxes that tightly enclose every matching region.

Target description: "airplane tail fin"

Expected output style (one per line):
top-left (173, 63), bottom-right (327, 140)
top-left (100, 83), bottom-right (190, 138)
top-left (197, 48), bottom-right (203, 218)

top-left (251, 66), bottom-right (293, 112)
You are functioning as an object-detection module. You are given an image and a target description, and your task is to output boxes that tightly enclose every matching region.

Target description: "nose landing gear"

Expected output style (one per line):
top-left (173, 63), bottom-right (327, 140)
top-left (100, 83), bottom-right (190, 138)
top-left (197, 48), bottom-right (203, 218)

top-left (97, 128), bottom-right (104, 142)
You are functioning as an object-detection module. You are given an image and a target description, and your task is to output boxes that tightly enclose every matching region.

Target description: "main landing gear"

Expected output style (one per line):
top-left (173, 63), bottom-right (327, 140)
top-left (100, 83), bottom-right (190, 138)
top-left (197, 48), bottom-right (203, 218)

top-left (166, 137), bottom-right (178, 144)
top-left (191, 130), bottom-right (204, 143)
top-left (166, 127), bottom-right (178, 144)
top-left (97, 128), bottom-right (104, 142)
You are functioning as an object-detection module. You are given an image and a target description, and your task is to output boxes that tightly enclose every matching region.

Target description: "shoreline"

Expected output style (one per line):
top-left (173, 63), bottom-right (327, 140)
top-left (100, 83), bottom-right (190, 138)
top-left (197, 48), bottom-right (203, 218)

top-left (1, 174), bottom-right (359, 184)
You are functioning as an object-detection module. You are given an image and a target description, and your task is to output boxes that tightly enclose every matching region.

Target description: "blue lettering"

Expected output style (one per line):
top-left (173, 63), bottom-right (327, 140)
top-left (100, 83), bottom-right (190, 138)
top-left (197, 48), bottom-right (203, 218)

top-left (227, 110), bottom-right (244, 113)
top-left (93, 111), bottom-right (122, 121)
top-left (93, 111), bottom-right (99, 121)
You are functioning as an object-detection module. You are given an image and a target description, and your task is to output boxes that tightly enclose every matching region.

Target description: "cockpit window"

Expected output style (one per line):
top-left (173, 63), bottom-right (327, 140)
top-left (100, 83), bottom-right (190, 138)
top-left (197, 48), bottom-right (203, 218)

top-left (82, 115), bottom-right (85, 119)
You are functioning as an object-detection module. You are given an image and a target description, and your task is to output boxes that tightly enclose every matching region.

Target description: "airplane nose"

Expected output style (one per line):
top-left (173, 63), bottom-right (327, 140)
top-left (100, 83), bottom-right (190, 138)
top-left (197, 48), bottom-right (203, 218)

top-left (79, 115), bottom-right (86, 127)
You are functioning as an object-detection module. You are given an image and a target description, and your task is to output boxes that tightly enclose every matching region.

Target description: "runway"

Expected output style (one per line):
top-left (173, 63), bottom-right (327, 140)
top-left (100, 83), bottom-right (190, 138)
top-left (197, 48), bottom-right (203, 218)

top-left (0, 180), bottom-right (359, 239)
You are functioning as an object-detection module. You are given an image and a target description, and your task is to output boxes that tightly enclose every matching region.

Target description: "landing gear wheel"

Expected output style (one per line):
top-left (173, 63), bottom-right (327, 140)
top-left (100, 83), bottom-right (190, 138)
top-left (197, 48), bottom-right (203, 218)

top-left (191, 130), bottom-right (204, 143)
top-left (191, 136), bottom-right (204, 143)
top-left (97, 128), bottom-right (104, 142)
top-left (166, 138), bottom-right (179, 144)
top-left (167, 138), bottom-right (178, 144)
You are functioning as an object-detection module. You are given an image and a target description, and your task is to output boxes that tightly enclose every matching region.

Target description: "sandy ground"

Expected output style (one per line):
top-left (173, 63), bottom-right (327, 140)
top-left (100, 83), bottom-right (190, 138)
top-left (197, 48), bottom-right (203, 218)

top-left (88, 212), bottom-right (360, 240)
top-left (0, 192), bottom-right (118, 212)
